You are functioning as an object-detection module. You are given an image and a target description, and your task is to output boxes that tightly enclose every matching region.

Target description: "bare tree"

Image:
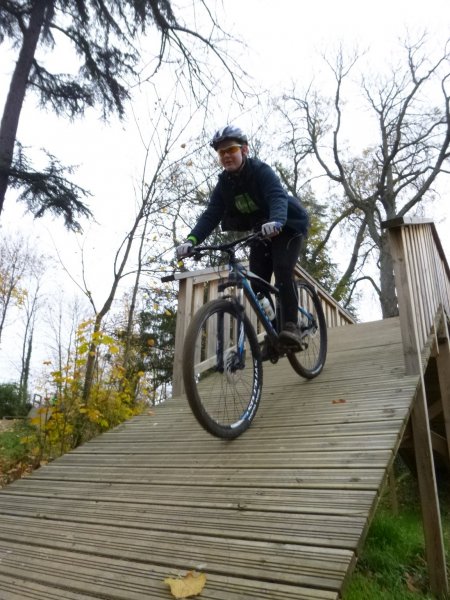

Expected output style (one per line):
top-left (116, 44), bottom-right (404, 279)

top-left (284, 35), bottom-right (450, 317)
top-left (44, 293), bottom-right (89, 398)
top-left (18, 268), bottom-right (43, 406)
top-left (54, 90), bottom-right (207, 403)
top-left (0, 232), bottom-right (41, 344)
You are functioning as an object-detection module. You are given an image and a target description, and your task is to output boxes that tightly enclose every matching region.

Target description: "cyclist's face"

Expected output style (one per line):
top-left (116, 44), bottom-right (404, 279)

top-left (217, 140), bottom-right (249, 172)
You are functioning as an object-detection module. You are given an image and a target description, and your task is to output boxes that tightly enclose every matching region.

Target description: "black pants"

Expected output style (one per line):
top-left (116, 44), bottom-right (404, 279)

top-left (249, 229), bottom-right (303, 326)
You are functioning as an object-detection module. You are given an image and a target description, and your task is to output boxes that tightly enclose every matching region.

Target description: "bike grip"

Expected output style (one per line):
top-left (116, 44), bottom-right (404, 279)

top-left (161, 274), bottom-right (175, 283)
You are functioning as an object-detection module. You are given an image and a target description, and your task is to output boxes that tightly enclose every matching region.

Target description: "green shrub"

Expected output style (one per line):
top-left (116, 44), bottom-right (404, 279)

top-left (0, 383), bottom-right (30, 418)
top-left (0, 420), bottom-right (37, 485)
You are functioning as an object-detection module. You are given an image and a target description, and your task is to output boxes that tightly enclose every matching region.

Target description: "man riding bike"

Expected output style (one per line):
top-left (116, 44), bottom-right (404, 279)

top-left (176, 125), bottom-right (309, 348)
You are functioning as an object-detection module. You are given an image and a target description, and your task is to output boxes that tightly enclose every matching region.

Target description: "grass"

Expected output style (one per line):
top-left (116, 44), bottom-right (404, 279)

top-left (343, 467), bottom-right (450, 600)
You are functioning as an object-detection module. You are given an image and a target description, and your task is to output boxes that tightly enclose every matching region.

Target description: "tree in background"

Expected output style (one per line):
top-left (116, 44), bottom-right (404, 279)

top-left (17, 257), bottom-right (45, 406)
top-left (0, 232), bottom-right (44, 345)
top-left (236, 115), bottom-right (343, 298)
top-left (116, 292), bottom-right (176, 405)
top-left (267, 109), bottom-right (342, 292)
top-left (0, 382), bottom-right (30, 417)
top-left (0, 0), bottom-right (240, 229)
top-left (283, 35), bottom-right (450, 317)
top-left (139, 306), bottom-right (176, 403)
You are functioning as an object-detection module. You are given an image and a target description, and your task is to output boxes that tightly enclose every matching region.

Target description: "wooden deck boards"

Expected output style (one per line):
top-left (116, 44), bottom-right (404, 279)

top-left (0, 317), bottom-right (419, 599)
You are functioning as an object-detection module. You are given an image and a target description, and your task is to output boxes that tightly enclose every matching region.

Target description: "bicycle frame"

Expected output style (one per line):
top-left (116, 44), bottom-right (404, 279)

top-left (165, 231), bottom-right (315, 369)
top-left (218, 254), bottom-right (322, 363)
top-left (218, 259), bottom-right (280, 343)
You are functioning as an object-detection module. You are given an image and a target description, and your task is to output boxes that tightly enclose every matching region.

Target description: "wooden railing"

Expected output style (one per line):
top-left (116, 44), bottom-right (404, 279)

top-left (170, 262), bottom-right (356, 396)
top-left (384, 217), bottom-right (450, 373)
top-left (384, 217), bottom-right (450, 598)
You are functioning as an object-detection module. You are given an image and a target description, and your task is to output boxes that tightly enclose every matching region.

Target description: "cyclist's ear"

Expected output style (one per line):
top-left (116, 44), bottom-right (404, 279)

top-left (242, 144), bottom-right (249, 157)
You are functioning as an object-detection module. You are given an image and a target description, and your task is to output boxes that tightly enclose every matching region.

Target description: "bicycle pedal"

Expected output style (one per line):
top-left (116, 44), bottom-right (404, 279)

top-left (279, 340), bottom-right (302, 353)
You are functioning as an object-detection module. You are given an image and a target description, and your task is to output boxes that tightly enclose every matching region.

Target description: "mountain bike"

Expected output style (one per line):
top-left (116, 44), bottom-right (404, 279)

top-left (162, 232), bottom-right (327, 439)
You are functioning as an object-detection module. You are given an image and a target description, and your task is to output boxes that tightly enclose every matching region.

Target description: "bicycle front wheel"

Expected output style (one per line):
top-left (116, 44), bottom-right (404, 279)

top-left (183, 299), bottom-right (262, 439)
top-left (287, 281), bottom-right (327, 379)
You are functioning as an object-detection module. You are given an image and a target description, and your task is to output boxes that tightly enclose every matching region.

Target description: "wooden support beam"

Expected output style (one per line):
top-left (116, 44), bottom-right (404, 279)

top-left (411, 383), bottom-right (448, 597)
top-left (430, 431), bottom-right (450, 464)
top-left (435, 310), bottom-right (450, 463)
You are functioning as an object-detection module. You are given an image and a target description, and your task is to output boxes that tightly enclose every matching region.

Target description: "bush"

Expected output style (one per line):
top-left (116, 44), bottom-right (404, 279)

top-left (0, 383), bottom-right (30, 418)
top-left (0, 420), bottom-right (37, 486)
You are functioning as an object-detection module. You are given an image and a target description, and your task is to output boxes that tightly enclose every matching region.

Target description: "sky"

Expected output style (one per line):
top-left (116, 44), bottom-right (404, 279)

top-left (1, 0), bottom-right (450, 383)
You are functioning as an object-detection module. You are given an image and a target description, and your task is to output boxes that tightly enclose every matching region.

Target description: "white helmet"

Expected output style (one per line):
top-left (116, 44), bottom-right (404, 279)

top-left (210, 125), bottom-right (248, 150)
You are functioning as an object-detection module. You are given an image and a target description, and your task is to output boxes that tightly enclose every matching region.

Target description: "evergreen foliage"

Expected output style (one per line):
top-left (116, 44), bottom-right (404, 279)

top-left (0, 0), bottom-right (225, 227)
top-left (0, 382), bottom-right (30, 418)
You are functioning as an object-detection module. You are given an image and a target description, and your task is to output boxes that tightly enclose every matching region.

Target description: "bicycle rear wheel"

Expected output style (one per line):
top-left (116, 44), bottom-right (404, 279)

top-left (287, 281), bottom-right (327, 379)
top-left (183, 299), bottom-right (263, 439)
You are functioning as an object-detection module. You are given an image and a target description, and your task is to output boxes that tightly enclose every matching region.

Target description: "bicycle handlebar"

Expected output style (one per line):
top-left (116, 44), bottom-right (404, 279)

top-left (188, 231), bottom-right (262, 256)
top-left (161, 274), bottom-right (176, 283)
top-left (161, 231), bottom-right (264, 283)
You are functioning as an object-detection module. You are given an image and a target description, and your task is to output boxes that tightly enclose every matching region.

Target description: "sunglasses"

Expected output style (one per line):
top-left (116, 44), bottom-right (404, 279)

top-left (217, 145), bottom-right (242, 158)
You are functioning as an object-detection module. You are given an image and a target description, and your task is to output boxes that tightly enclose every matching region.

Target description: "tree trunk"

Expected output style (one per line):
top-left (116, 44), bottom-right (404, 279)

top-left (0, 1), bottom-right (50, 214)
top-left (379, 231), bottom-right (399, 318)
top-left (82, 313), bottom-right (102, 403)
top-left (0, 287), bottom-right (13, 345)
top-left (19, 332), bottom-right (33, 408)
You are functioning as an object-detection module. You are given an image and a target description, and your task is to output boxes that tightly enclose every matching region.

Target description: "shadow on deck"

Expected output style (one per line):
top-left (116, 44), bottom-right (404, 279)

top-left (0, 317), bottom-right (420, 599)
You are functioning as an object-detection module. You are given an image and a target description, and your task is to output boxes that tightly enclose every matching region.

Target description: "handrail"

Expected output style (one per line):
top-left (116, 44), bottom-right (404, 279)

top-left (170, 261), bottom-right (356, 396)
top-left (383, 217), bottom-right (450, 375)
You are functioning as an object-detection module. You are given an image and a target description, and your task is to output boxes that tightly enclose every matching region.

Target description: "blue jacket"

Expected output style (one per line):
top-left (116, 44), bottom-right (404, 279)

top-left (189, 157), bottom-right (309, 244)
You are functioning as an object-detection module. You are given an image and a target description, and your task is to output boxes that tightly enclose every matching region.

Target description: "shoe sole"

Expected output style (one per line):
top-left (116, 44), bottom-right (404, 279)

top-left (278, 331), bottom-right (302, 351)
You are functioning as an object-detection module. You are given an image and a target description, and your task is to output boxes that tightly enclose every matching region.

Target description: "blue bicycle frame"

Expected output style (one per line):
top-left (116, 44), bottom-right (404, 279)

top-left (217, 257), bottom-right (281, 365)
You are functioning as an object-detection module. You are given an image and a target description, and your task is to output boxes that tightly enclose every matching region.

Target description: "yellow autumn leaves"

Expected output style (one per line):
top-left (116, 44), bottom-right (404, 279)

top-left (164, 571), bottom-right (206, 599)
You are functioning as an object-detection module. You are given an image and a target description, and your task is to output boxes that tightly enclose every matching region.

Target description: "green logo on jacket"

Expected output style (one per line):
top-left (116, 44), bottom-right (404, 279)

top-left (234, 193), bottom-right (258, 214)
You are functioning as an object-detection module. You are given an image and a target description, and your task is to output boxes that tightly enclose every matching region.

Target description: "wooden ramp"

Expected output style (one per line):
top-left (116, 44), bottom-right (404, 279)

top-left (0, 317), bottom-right (419, 600)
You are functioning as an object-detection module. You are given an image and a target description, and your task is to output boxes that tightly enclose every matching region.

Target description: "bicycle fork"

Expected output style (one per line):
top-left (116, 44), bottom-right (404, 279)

top-left (215, 294), bottom-right (246, 373)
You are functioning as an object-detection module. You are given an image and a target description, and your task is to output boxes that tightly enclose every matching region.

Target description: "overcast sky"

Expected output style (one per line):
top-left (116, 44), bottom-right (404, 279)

top-left (1, 0), bottom-right (450, 382)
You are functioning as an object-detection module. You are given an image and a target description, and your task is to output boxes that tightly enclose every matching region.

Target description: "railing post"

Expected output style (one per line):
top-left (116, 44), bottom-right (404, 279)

top-left (172, 277), bottom-right (193, 397)
top-left (386, 221), bottom-right (449, 598)
top-left (435, 308), bottom-right (450, 462)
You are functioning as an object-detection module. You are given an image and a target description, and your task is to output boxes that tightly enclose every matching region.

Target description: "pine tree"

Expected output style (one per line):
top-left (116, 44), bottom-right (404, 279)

top-left (0, 0), bottom-right (228, 229)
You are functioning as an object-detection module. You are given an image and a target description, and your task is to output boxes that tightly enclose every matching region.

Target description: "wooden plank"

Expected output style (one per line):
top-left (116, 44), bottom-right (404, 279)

top-left (65, 434), bottom-right (401, 454)
top-left (0, 574), bottom-right (100, 600)
top-left (0, 496), bottom-right (366, 548)
top-left (0, 515), bottom-right (353, 590)
top-left (54, 449), bottom-right (393, 468)
top-left (2, 482), bottom-right (375, 515)
top-left (22, 465), bottom-right (386, 489)
top-left (78, 419), bottom-right (405, 443)
top-left (0, 544), bottom-right (338, 600)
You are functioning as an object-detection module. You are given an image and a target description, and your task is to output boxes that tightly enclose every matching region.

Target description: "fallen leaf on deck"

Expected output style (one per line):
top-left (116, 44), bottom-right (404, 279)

top-left (164, 571), bottom-right (207, 598)
top-left (332, 398), bottom-right (347, 404)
